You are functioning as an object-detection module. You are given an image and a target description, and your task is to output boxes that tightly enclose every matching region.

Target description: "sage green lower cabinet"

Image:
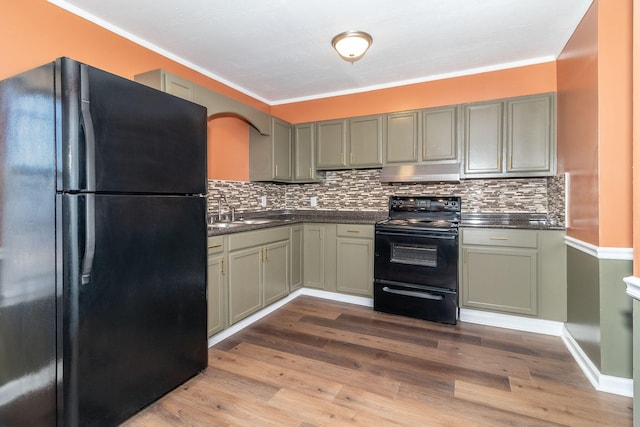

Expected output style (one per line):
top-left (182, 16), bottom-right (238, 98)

top-left (207, 236), bottom-right (227, 337)
top-left (263, 240), bottom-right (289, 306)
top-left (290, 225), bottom-right (303, 291)
top-left (302, 224), bottom-right (327, 289)
top-left (227, 227), bottom-right (290, 325)
top-left (336, 224), bottom-right (374, 297)
top-left (228, 246), bottom-right (263, 325)
top-left (460, 228), bottom-right (566, 321)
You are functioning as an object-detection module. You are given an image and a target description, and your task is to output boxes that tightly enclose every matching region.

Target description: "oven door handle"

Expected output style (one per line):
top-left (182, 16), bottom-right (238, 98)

top-left (375, 230), bottom-right (457, 240)
top-left (381, 286), bottom-right (444, 300)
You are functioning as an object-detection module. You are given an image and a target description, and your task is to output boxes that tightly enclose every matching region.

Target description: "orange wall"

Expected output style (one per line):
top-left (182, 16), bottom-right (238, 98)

top-left (272, 62), bottom-right (556, 123)
top-left (635, 0), bottom-right (640, 274)
top-left (207, 117), bottom-right (249, 181)
top-left (597, 0), bottom-right (633, 248)
top-left (557, 0), bottom-right (633, 248)
top-left (557, 1), bottom-right (600, 245)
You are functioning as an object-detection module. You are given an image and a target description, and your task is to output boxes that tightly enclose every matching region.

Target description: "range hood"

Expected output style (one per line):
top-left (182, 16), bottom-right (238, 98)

top-left (379, 163), bottom-right (461, 183)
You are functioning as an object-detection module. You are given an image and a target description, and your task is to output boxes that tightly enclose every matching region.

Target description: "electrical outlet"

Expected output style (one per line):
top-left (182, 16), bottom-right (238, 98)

top-left (260, 195), bottom-right (267, 207)
top-left (310, 196), bottom-right (317, 207)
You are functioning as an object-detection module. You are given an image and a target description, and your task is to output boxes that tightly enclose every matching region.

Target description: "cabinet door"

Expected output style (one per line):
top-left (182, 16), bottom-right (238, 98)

top-left (384, 111), bottom-right (419, 164)
top-left (462, 246), bottom-right (538, 315)
top-left (263, 240), bottom-right (289, 305)
top-left (163, 72), bottom-right (195, 101)
top-left (349, 115), bottom-right (383, 167)
top-left (207, 254), bottom-right (226, 336)
top-left (228, 247), bottom-right (262, 324)
top-left (336, 237), bottom-right (373, 297)
top-left (463, 101), bottom-right (503, 175)
top-left (506, 94), bottom-right (554, 174)
top-left (290, 225), bottom-right (303, 291)
top-left (294, 123), bottom-right (316, 181)
top-left (273, 118), bottom-right (293, 180)
top-left (422, 106), bottom-right (457, 162)
top-left (316, 119), bottom-right (347, 169)
top-left (303, 225), bottom-right (325, 289)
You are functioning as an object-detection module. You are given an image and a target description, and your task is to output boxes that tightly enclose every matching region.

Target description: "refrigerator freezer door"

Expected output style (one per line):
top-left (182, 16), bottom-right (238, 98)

top-left (57, 58), bottom-right (207, 195)
top-left (59, 194), bottom-right (207, 426)
top-left (0, 62), bottom-right (57, 426)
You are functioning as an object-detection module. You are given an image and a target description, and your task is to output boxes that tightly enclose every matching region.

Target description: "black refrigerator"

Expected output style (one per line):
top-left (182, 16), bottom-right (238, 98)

top-left (0, 58), bottom-right (208, 426)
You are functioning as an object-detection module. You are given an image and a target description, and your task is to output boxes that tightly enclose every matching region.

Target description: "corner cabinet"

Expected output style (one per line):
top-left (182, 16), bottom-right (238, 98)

top-left (460, 228), bottom-right (566, 321)
top-left (462, 93), bottom-right (555, 178)
top-left (316, 115), bottom-right (383, 170)
top-left (250, 117), bottom-right (293, 182)
top-left (335, 225), bottom-right (374, 297)
top-left (134, 69), bottom-right (194, 101)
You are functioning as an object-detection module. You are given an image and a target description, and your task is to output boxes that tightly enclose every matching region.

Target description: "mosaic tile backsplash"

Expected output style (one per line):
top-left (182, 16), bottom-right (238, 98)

top-left (208, 169), bottom-right (566, 227)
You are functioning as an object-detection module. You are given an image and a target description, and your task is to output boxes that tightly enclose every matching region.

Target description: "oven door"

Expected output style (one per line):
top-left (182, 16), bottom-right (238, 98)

top-left (374, 227), bottom-right (458, 291)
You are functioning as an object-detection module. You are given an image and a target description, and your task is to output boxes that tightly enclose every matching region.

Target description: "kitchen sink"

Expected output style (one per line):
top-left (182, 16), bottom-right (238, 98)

top-left (239, 218), bottom-right (276, 225)
top-left (208, 222), bottom-right (245, 229)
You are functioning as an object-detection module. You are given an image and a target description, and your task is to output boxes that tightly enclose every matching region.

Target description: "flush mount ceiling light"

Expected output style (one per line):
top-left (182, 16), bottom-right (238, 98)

top-left (331, 30), bottom-right (373, 63)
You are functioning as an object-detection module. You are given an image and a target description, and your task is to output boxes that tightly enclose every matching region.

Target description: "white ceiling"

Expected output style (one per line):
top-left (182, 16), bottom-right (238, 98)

top-left (49, 0), bottom-right (593, 105)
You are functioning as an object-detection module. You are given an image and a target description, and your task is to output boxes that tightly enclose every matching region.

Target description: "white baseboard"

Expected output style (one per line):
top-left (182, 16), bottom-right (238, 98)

top-left (459, 308), bottom-right (564, 336)
top-left (561, 326), bottom-right (634, 397)
top-left (208, 290), bottom-right (633, 397)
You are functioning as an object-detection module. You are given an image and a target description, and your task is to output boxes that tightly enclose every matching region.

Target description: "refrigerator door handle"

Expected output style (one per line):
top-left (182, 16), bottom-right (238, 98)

top-left (79, 65), bottom-right (96, 285)
top-left (81, 194), bottom-right (96, 285)
top-left (80, 64), bottom-right (96, 192)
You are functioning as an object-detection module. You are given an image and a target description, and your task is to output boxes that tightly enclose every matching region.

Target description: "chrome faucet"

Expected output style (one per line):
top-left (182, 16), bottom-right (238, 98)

top-left (219, 194), bottom-right (235, 222)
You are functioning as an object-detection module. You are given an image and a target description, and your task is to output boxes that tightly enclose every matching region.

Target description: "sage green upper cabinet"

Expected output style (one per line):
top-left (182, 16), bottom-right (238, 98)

top-left (348, 115), bottom-right (383, 167)
top-left (316, 119), bottom-right (348, 169)
top-left (422, 106), bottom-right (458, 162)
top-left (506, 93), bottom-right (555, 175)
top-left (463, 100), bottom-right (503, 176)
top-left (462, 93), bottom-right (555, 178)
top-left (316, 115), bottom-right (383, 170)
top-left (134, 69), bottom-right (194, 101)
top-left (250, 117), bottom-right (293, 182)
top-left (293, 123), bottom-right (317, 182)
top-left (384, 106), bottom-right (458, 166)
top-left (384, 111), bottom-right (420, 164)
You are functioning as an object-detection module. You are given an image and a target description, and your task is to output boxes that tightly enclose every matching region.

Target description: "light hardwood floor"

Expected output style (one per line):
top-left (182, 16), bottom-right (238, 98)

top-left (123, 296), bottom-right (632, 426)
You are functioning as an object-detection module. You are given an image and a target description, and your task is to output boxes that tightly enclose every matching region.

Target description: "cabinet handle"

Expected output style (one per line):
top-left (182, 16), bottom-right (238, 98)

top-left (509, 155), bottom-right (513, 170)
top-left (208, 244), bottom-right (222, 249)
top-left (309, 167), bottom-right (312, 178)
top-left (265, 247), bottom-right (269, 262)
top-left (221, 259), bottom-right (225, 275)
top-left (347, 230), bottom-right (360, 234)
top-left (489, 237), bottom-right (508, 240)
top-left (275, 164), bottom-right (278, 176)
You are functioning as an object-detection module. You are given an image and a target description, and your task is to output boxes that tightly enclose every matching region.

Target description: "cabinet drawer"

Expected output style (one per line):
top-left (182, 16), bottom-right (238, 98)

top-left (462, 228), bottom-right (537, 248)
top-left (228, 226), bottom-right (290, 251)
top-left (207, 236), bottom-right (225, 254)
top-left (336, 224), bottom-right (374, 238)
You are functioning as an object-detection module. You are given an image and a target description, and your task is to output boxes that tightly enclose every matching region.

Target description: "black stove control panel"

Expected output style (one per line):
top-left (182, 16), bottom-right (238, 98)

top-left (389, 196), bottom-right (461, 213)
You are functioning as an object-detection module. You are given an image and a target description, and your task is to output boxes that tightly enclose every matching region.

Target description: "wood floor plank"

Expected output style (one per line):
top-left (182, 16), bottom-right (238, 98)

top-left (124, 296), bottom-right (633, 426)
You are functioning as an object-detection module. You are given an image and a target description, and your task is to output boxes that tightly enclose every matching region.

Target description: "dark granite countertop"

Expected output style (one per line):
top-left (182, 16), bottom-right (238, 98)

top-left (208, 210), bottom-right (564, 236)
top-left (460, 212), bottom-right (565, 231)
top-left (207, 210), bottom-right (387, 236)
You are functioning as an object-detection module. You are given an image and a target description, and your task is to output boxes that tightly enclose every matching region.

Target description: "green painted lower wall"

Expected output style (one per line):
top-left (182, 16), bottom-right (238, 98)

top-left (633, 299), bottom-right (640, 427)
top-left (565, 246), bottom-right (633, 378)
